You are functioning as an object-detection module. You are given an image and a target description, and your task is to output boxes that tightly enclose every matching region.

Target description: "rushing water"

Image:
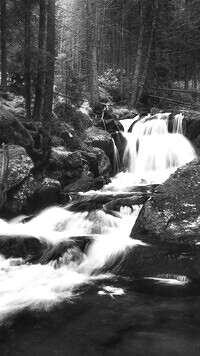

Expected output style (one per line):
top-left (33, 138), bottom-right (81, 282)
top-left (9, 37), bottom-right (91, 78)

top-left (1, 112), bottom-right (200, 356)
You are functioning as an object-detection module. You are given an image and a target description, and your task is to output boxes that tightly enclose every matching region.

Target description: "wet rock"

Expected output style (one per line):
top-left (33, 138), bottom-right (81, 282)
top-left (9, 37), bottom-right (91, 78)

top-left (0, 145), bottom-right (34, 192)
top-left (0, 235), bottom-right (46, 259)
top-left (131, 159), bottom-right (200, 244)
top-left (35, 178), bottom-right (61, 208)
top-left (49, 147), bottom-right (83, 170)
top-left (5, 174), bottom-right (38, 214)
top-left (80, 146), bottom-right (111, 178)
top-left (83, 127), bottom-right (113, 158)
top-left (47, 147), bottom-right (83, 187)
top-left (63, 170), bottom-right (94, 193)
top-left (0, 107), bottom-right (34, 151)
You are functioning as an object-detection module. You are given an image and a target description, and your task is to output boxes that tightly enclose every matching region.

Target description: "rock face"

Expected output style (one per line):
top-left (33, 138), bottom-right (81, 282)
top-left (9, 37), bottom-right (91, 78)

top-left (131, 159), bottom-right (200, 244)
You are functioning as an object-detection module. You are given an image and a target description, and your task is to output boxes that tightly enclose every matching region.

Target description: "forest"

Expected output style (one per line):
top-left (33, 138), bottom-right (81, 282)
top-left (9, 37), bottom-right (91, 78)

top-left (0, 0), bottom-right (200, 213)
top-left (2, 2), bottom-right (200, 354)
top-left (1, 0), bottom-right (200, 114)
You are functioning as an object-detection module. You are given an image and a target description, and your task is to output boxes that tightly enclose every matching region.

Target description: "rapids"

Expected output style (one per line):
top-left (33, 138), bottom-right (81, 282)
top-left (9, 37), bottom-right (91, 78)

top-left (0, 205), bottom-right (143, 324)
top-left (0, 112), bottom-right (199, 356)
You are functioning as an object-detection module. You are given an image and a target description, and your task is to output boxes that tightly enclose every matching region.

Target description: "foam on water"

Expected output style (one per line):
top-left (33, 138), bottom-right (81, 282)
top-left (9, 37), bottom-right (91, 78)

top-left (0, 205), bottom-right (142, 324)
top-left (0, 112), bottom-right (197, 324)
top-left (105, 113), bottom-right (196, 191)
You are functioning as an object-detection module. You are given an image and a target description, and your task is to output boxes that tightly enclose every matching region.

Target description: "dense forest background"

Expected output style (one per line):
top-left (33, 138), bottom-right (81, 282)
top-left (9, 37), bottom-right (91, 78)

top-left (1, 0), bottom-right (200, 121)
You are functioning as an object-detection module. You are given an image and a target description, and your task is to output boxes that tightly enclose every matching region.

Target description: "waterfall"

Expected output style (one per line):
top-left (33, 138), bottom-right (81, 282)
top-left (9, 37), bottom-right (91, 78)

top-left (104, 113), bottom-right (196, 191)
top-left (0, 111), bottom-right (197, 326)
top-left (111, 137), bottom-right (120, 173)
top-left (119, 115), bottom-right (140, 132)
top-left (173, 113), bottom-right (184, 134)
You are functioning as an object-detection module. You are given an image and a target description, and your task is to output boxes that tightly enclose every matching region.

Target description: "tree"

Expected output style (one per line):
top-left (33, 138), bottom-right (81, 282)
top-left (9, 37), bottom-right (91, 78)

top-left (42, 0), bottom-right (55, 159)
top-left (85, 0), bottom-right (99, 108)
top-left (32, 0), bottom-right (47, 121)
top-left (137, 0), bottom-right (159, 103)
top-left (24, 0), bottom-right (31, 120)
top-left (129, 0), bottom-right (145, 108)
top-left (1, 0), bottom-right (7, 91)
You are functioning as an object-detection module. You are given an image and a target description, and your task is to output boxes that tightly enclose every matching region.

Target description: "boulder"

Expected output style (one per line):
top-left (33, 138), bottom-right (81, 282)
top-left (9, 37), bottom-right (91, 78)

top-left (47, 147), bottom-right (83, 187)
top-left (131, 159), bottom-right (200, 244)
top-left (80, 146), bottom-right (111, 178)
top-left (0, 235), bottom-right (45, 259)
top-left (1, 145), bottom-right (34, 191)
top-left (83, 127), bottom-right (113, 158)
top-left (34, 178), bottom-right (61, 208)
top-left (49, 147), bottom-right (83, 170)
top-left (63, 170), bottom-right (94, 193)
top-left (5, 173), bottom-right (38, 214)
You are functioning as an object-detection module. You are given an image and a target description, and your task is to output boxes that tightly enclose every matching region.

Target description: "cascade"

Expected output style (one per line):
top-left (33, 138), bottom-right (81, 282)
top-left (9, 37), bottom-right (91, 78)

top-left (0, 111), bottom-right (198, 328)
top-left (173, 113), bottom-right (184, 134)
top-left (0, 205), bottom-right (142, 324)
top-left (104, 112), bottom-right (196, 191)
top-left (111, 137), bottom-right (120, 173)
top-left (119, 114), bottom-right (140, 132)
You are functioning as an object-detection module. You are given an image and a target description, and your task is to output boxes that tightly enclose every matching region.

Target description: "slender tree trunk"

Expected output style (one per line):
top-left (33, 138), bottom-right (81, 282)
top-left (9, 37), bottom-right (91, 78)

top-left (137, 0), bottom-right (159, 103)
top-left (25, 0), bottom-right (31, 120)
top-left (1, 0), bottom-right (7, 92)
top-left (42, 0), bottom-right (55, 159)
top-left (86, 0), bottom-right (99, 108)
top-left (32, 0), bottom-right (47, 121)
top-left (184, 64), bottom-right (189, 90)
top-left (129, 0), bottom-right (145, 108)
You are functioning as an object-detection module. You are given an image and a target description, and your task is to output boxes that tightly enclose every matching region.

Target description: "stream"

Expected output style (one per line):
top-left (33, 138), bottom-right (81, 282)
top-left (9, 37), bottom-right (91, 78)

top-left (1, 113), bottom-right (200, 356)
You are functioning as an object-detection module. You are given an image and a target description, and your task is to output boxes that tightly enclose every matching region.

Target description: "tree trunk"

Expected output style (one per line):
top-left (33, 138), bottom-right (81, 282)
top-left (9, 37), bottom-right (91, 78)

top-left (184, 64), bottom-right (189, 90)
top-left (42, 0), bottom-right (55, 160)
top-left (86, 0), bottom-right (99, 108)
top-left (24, 0), bottom-right (31, 120)
top-left (129, 0), bottom-right (145, 108)
top-left (137, 0), bottom-right (159, 103)
top-left (32, 0), bottom-right (47, 121)
top-left (1, 0), bottom-right (7, 92)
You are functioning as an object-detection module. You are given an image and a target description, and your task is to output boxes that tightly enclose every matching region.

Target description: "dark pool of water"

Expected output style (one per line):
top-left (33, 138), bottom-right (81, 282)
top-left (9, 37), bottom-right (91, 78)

top-left (1, 278), bottom-right (200, 356)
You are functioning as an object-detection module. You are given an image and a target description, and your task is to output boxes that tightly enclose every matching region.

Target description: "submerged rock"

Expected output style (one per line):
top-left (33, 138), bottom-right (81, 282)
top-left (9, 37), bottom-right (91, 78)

top-left (131, 159), bottom-right (200, 244)
top-left (0, 235), bottom-right (45, 259)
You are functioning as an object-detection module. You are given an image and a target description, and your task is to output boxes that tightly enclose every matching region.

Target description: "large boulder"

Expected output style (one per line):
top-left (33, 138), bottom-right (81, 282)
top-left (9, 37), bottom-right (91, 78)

top-left (2, 145), bottom-right (34, 191)
top-left (5, 173), bottom-right (38, 214)
top-left (80, 146), bottom-right (111, 178)
top-left (83, 127), bottom-right (114, 158)
top-left (63, 170), bottom-right (94, 193)
top-left (47, 146), bottom-right (83, 187)
top-left (131, 159), bottom-right (200, 244)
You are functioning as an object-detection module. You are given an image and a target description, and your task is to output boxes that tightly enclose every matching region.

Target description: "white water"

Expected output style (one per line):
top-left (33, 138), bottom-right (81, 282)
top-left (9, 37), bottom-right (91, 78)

top-left (104, 113), bottom-right (196, 191)
top-left (173, 113), bottom-right (184, 134)
top-left (0, 112), bottom-right (197, 324)
top-left (111, 137), bottom-right (120, 173)
top-left (0, 205), bottom-right (143, 324)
